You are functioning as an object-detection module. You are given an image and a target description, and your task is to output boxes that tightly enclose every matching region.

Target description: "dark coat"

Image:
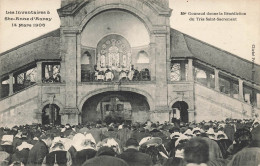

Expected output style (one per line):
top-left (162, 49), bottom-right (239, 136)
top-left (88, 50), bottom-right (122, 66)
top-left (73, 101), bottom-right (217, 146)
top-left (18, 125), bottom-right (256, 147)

top-left (75, 149), bottom-right (97, 166)
top-left (163, 157), bottom-right (185, 166)
top-left (117, 148), bottom-right (153, 166)
top-left (0, 145), bottom-right (13, 154)
top-left (224, 124), bottom-right (235, 141)
top-left (150, 129), bottom-right (167, 144)
top-left (27, 140), bottom-right (49, 165)
top-left (68, 146), bottom-right (77, 165)
top-left (10, 148), bottom-right (30, 164)
top-left (43, 150), bottom-right (68, 166)
top-left (82, 155), bottom-right (128, 166)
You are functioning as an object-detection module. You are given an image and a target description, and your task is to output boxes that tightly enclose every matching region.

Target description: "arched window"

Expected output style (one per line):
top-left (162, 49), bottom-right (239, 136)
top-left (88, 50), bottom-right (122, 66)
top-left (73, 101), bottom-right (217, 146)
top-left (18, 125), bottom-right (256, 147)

top-left (81, 51), bottom-right (91, 64)
top-left (137, 51), bottom-right (149, 63)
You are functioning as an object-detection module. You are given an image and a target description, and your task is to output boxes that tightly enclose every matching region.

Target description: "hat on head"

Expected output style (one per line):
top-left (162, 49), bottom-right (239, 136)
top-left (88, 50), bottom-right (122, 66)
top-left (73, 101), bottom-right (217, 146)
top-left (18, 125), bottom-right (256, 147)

top-left (125, 138), bottom-right (139, 147)
top-left (1, 135), bottom-right (13, 145)
top-left (96, 146), bottom-right (117, 156)
top-left (170, 132), bottom-right (181, 139)
top-left (175, 134), bottom-right (189, 147)
top-left (140, 137), bottom-right (162, 147)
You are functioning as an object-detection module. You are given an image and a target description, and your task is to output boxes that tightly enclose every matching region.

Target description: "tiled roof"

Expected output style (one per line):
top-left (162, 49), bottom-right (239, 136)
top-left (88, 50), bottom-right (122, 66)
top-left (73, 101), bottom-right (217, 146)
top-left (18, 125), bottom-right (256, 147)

top-left (170, 28), bottom-right (260, 84)
top-left (0, 29), bottom-right (60, 76)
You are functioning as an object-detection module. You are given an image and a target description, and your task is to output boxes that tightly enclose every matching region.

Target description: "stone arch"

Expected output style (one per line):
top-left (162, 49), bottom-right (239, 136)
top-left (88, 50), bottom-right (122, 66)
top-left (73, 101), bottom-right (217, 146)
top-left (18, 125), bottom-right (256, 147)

top-left (169, 97), bottom-right (195, 122)
top-left (78, 4), bottom-right (154, 35)
top-left (169, 98), bottom-right (192, 110)
top-left (137, 50), bottom-right (149, 63)
top-left (81, 51), bottom-right (91, 64)
top-left (78, 87), bottom-right (155, 113)
top-left (40, 99), bottom-right (64, 113)
top-left (42, 104), bottom-right (61, 125)
top-left (172, 101), bottom-right (189, 123)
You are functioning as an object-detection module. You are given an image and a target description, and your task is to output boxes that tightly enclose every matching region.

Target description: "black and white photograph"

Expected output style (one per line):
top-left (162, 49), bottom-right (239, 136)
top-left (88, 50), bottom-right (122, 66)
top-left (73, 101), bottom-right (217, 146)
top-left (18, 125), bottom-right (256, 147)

top-left (0, 0), bottom-right (259, 165)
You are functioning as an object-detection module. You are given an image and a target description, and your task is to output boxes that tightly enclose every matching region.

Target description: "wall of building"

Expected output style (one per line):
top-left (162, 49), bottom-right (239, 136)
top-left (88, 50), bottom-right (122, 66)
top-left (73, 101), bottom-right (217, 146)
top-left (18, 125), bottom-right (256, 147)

top-left (81, 10), bottom-right (150, 48)
top-left (194, 83), bottom-right (259, 122)
top-left (0, 85), bottom-right (40, 127)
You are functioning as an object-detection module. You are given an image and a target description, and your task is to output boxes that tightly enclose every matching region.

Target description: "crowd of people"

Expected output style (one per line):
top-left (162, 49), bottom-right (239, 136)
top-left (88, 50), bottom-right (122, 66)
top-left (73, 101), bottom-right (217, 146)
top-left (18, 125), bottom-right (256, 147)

top-left (0, 118), bottom-right (259, 166)
top-left (81, 65), bottom-right (151, 82)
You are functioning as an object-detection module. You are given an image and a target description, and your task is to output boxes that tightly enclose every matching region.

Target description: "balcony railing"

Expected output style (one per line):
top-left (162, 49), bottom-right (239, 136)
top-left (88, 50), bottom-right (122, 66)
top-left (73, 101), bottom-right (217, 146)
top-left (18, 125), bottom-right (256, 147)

top-left (81, 68), bottom-right (151, 82)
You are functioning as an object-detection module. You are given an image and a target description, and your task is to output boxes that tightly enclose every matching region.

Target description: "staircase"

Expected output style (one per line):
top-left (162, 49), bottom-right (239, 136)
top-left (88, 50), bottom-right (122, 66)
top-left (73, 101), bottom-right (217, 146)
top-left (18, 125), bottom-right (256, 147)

top-left (0, 85), bottom-right (40, 127)
top-left (194, 83), bottom-right (260, 122)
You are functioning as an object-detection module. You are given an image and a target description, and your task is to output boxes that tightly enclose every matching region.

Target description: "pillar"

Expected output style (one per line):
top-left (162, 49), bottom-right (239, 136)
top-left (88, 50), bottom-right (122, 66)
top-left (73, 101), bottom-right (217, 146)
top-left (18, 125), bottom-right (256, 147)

top-left (230, 81), bottom-right (234, 97)
top-left (149, 39), bottom-right (156, 81)
top-left (154, 33), bottom-right (169, 112)
top-left (9, 73), bottom-right (13, 95)
top-left (36, 62), bottom-right (42, 83)
top-left (239, 79), bottom-right (244, 101)
top-left (187, 59), bottom-right (193, 81)
top-left (188, 109), bottom-right (195, 122)
top-left (61, 113), bottom-right (69, 125)
top-left (206, 72), bottom-right (211, 88)
top-left (214, 69), bottom-right (219, 91)
top-left (180, 61), bottom-right (186, 81)
top-left (61, 29), bottom-right (79, 125)
top-left (76, 34), bottom-right (81, 83)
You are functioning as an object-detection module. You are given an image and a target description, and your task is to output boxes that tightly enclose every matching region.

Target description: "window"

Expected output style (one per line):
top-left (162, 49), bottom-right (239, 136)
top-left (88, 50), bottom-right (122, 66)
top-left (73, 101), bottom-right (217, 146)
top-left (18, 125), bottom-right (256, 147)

top-left (170, 60), bottom-right (188, 81)
top-left (194, 68), bottom-right (207, 86)
top-left (81, 51), bottom-right (91, 64)
top-left (193, 62), bottom-right (215, 88)
top-left (219, 76), bottom-right (231, 95)
top-left (42, 62), bottom-right (61, 83)
top-left (170, 63), bottom-right (181, 81)
top-left (13, 66), bottom-right (37, 93)
top-left (137, 51), bottom-right (149, 63)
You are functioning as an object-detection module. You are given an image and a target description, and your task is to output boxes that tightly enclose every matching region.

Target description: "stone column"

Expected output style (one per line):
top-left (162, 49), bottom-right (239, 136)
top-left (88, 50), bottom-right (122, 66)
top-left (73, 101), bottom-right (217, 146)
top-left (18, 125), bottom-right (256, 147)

top-left (9, 73), bottom-right (13, 95)
top-left (149, 36), bottom-right (156, 81)
top-left (61, 29), bottom-right (80, 125)
top-left (214, 69), bottom-right (219, 91)
top-left (206, 72), bottom-right (211, 88)
top-left (61, 113), bottom-right (69, 125)
top-left (187, 59), bottom-right (193, 81)
top-left (154, 33), bottom-right (168, 112)
top-left (230, 81), bottom-right (234, 97)
top-left (76, 34), bottom-right (81, 83)
top-left (188, 109), bottom-right (195, 122)
top-left (239, 79), bottom-right (244, 100)
top-left (180, 62), bottom-right (186, 81)
top-left (36, 61), bottom-right (42, 83)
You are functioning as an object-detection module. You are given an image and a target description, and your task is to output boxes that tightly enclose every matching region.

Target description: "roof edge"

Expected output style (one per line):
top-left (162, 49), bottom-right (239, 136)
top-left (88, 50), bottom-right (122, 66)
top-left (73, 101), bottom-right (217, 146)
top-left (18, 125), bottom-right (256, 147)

top-left (0, 28), bottom-right (60, 56)
top-left (170, 28), bottom-right (260, 67)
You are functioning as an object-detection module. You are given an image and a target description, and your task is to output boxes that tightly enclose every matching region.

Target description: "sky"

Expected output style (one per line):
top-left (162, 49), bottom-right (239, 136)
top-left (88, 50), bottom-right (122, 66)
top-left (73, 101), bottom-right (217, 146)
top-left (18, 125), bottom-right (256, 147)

top-left (0, 0), bottom-right (259, 64)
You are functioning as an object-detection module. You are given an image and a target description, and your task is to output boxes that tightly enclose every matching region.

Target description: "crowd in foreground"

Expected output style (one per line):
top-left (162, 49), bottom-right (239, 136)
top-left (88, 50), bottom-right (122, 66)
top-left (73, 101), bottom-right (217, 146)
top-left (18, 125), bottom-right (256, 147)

top-left (0, 118), bottom-right (259, 166)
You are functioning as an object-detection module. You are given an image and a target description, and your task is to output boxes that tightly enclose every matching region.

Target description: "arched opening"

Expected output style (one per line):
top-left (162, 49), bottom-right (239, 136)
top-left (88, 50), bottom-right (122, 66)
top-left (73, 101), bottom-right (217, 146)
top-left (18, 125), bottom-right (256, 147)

top-left (137, 50), bottom-right (149, 63)
top-left (81, 51), bottom-right (91, 65)
top-left (42, 104), bottom-right (61, 125)
top-left (81, 91), bottom-right (150, 124)
top-left (172, 101), bottom-right (189, 123)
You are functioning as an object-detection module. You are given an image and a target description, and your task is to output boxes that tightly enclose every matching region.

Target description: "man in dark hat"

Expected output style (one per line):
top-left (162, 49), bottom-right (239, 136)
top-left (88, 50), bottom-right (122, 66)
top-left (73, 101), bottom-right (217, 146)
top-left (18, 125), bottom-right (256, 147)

top-left (149, 123), bottom-right (167, 144)
top-left (82, 146), bottom-right (128, 166)
top-left (118, 138), bottom-right (152, 166)
top-left (227, 125), bottom-right (260, 166)
top-left (27, 133), bottom-right (54, 166)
